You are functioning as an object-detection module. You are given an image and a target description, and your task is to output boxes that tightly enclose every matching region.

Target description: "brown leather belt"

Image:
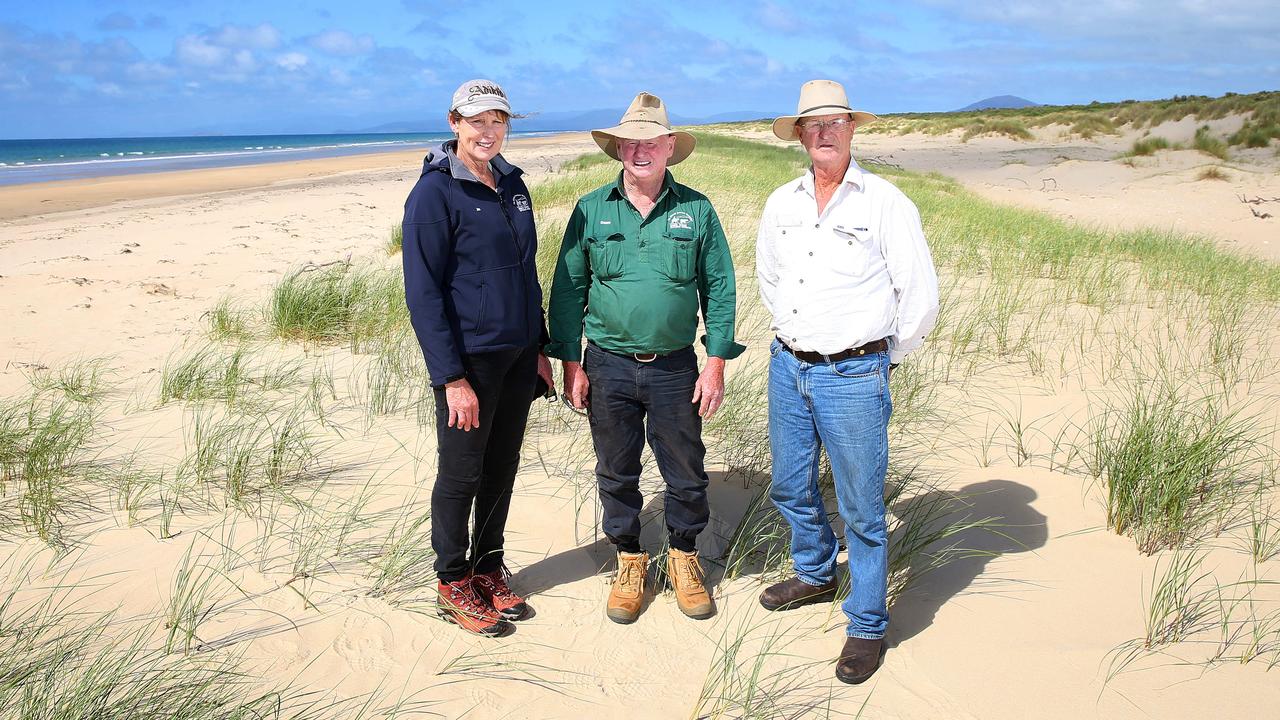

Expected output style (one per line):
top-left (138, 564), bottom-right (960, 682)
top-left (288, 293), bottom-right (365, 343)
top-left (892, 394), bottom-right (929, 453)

top-left (778, 337), bottom-right (888, 364)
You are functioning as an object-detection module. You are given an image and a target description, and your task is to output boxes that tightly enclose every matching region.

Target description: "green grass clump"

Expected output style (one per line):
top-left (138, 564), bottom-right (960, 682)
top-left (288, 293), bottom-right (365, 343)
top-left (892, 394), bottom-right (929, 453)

top-left (961, 119), bottom-right (1033, 142)
top-left (204, 297), bottom-right (256, 341)
top-left (1070, 114), bottom-right (1118, 139)
top-left (1127, 136), bottom-right (1174, 156)
top-left (1196, 166), bottom-right (1229, 181)
top-left (386, 224), bottom-right (403, 255)
top-left (25, 358), bottom-right (114, 405)
top-left (160, 344), bottom-right (301, 405)
top-left (1228, 105), bottom-right (1280, 148)
top-left (180, 408), bottom-right (320, 508)
top-left (1089, 387), bottom-right (1265, 554)
top-left (267, 262), bottom-right (405, 349)
top-left (0, 392), bottom-right (97, 548)
top-left (1193, 125), bottom-right (1230, 160)
top-left (0, 573), bottom-right (419, 718)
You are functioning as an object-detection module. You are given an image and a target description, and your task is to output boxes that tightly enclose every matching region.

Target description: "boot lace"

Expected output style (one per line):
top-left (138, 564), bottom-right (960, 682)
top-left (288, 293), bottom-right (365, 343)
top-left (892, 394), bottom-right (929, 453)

top-left (617, 555), bottom-right (645, 593)
top-left (444, 579), bottom-right (492, 618)
top-left (475, 566), bottom-right (520, 604)
top-left (672, 552), bottom-right (704, 590)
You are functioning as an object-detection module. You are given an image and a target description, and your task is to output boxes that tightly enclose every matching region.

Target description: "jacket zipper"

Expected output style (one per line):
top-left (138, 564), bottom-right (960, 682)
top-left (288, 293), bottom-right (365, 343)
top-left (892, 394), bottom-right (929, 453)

top-left (494, 186), bottom-right (533, 345)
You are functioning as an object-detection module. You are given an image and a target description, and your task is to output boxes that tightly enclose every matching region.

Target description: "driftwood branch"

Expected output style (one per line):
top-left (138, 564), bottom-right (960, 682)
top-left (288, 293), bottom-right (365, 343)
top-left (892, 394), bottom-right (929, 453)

top-left (862, 155), bottom-right (903, 171)
top-left (1237, 194), bottom-right (1277, 219)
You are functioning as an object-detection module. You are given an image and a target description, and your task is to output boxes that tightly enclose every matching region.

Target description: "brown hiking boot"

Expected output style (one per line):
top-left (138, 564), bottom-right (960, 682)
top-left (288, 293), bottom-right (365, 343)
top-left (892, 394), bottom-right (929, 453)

top-left (758, 576), bottom-right (837, 611)
top-left (606, 551), bottom-right (648, 624)
top-left (437, 574), bottom-right (512, 637)
top-left (667, 548), bottom-right (715, 620)
top-left (835, 636), bottom-right (886, 684)
top-left (472, 565), bottom-right (530, 621)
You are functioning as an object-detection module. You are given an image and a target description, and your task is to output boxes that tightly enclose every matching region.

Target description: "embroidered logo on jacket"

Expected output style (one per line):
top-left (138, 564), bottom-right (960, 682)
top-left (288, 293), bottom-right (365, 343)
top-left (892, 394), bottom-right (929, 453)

top-left (513, 194), bottom-right (531, 212)
top-left (668, 211), bottom-right (693, 230)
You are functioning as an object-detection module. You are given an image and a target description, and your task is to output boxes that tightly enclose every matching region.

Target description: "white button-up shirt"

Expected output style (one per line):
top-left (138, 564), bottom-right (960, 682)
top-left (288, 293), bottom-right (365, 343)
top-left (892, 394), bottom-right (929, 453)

top-left (756, 160), bottom-right (939, 364)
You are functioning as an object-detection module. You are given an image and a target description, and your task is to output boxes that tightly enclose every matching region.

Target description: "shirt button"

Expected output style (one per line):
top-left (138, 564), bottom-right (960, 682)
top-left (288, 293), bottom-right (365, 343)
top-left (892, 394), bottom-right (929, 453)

top-left (808, 251), bottom-right (813, 256)
top-left (781, 230), bottom-right (786, 235)
top-left (848, 241), bottom-right (853, 245)
top-left (799, 279), bottom-right (804, 284)
top-left (813, 223), bottom-right (819, 228)
top-left (792, 309), bottom-right (797, 314)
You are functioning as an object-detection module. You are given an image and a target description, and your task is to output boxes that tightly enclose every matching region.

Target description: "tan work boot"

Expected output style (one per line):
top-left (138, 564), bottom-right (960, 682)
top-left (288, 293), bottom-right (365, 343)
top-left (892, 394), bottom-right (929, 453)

top-left (606, 551), bottom-right (648, 624)
top-left (667, 548), bottom-right (715, 619)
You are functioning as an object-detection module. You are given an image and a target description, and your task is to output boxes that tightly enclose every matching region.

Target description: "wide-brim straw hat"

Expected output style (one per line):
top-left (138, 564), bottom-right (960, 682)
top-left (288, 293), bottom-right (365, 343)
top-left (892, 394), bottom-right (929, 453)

top-left (592, 92), bottom-right (696, 165)
top-left (772, 80), bottom-right (878, 141)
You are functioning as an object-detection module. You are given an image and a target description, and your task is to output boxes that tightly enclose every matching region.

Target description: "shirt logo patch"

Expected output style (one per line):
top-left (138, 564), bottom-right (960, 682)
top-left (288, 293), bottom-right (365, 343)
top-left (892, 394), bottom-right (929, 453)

top-left (512, 194), bottom-right (531, 212)
top-left (668, 211), bottom-right (693, 230)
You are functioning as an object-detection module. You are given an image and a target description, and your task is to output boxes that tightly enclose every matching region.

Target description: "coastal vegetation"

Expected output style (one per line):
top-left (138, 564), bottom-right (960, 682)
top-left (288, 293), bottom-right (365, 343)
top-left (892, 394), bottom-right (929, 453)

top-left (1, 129), bottom-right (1277, 716)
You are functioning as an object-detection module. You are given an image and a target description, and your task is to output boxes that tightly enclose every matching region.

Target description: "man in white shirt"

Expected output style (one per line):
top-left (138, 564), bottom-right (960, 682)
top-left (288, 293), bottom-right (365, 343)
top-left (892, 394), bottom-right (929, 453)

top-left (755, 79), bottom-right (939, 685)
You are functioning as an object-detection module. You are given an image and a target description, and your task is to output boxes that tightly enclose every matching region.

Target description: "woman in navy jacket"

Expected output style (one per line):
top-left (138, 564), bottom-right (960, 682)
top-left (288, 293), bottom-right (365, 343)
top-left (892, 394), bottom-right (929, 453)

top-left (402, 79), bottom-right (554, 637)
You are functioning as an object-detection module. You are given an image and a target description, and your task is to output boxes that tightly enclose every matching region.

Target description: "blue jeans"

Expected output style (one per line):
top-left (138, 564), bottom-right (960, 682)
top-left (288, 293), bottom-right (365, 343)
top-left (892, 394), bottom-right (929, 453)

top-left (767, 338), bottom-right (892, 639)
top-left (583, 343), bottom-right (708, 553)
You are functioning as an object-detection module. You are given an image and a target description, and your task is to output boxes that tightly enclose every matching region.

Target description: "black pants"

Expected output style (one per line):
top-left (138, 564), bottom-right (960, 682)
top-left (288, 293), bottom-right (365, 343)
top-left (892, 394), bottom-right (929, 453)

top-left (431, 343), bottom-right (538, 582)
top-left (584, 344), bottom-right (708, 553)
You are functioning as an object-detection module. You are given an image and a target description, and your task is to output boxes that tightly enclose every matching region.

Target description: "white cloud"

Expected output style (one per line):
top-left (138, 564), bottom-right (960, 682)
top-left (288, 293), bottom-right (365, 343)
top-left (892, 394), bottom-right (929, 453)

top-left (276, 52), bottom-right (309, 71)
top-left (174, 35), bottom-right (226, 67)
top-left (210, 23), bottom-right (282, 50)
top-left (307, 29), bottom-right (375, 57)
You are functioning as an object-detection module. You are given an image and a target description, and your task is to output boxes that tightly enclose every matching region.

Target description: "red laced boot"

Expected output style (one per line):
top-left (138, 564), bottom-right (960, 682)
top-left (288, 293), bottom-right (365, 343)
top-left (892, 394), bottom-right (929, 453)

top-left (437, 574), bottom-right (512, 637)
top-left (472, 565), bottom-right (530, 621)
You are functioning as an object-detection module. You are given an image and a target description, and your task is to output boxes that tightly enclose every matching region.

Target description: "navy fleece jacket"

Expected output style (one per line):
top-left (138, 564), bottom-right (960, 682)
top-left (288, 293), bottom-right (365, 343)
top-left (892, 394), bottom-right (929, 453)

top-left (401, 141), bottom-right (544, 386)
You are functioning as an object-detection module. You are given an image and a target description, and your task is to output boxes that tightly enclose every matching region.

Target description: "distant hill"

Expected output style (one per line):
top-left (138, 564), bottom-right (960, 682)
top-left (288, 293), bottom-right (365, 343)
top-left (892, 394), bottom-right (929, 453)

top-left (957, 95), bottom-right (1039, 112)
top-left (345, 108), bottom-right (771, 134)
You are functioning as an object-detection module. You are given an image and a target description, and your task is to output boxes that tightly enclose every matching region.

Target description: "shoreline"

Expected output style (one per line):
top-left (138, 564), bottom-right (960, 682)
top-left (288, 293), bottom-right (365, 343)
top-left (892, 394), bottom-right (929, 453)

top-left (0, 132), bottom-right (591, 222)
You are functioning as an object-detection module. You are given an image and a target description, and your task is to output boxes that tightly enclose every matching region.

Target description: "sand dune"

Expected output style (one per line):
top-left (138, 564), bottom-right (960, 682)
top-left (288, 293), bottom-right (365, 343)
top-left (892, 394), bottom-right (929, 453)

top-left (1, 128), bottom-right (1278, 718)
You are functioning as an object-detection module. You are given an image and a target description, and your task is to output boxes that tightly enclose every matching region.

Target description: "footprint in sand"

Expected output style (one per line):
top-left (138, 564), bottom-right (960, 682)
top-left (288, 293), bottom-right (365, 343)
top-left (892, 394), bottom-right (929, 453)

top-left (330, 613), bottom-right (395, 674)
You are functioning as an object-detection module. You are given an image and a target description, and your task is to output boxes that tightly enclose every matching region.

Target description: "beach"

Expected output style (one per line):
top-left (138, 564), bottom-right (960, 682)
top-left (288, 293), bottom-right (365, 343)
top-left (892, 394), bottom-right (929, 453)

top-left (2, 125), bottom-right (1278, 719)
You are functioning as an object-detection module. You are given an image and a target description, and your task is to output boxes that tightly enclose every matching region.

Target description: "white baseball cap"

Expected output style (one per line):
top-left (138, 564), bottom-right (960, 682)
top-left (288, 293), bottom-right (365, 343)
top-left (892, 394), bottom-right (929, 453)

top-left (450, 79), bottom-right (513, 117)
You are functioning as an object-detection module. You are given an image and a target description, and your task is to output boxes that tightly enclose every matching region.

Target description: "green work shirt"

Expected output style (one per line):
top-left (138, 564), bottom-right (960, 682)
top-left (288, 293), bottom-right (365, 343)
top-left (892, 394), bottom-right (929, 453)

top-left (546, 170), bottom-right (745, 362)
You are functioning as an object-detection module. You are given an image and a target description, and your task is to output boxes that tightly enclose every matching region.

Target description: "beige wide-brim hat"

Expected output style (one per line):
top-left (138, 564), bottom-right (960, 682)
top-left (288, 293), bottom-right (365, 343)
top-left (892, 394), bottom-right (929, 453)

top-left (591, 92), bottom-right (696, 165)
top-left (772, 79), bottom-right (878, 141)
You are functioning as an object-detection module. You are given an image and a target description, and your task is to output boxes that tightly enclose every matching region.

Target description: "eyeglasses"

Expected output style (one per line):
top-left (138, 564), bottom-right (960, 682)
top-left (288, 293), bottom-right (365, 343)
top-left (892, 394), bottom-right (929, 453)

top-left (797, 118), bottom-right (852, 135)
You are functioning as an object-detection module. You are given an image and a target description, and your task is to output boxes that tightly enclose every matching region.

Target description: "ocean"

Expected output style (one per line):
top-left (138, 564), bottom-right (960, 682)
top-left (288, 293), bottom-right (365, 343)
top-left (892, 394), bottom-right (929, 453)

top-left (0, 132), bottom-right (473, 186)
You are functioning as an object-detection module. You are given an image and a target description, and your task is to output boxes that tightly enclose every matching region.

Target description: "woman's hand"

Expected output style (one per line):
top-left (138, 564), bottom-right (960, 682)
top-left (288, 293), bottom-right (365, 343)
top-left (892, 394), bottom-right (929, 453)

top-left (445, 378), bottom-right (480, 431)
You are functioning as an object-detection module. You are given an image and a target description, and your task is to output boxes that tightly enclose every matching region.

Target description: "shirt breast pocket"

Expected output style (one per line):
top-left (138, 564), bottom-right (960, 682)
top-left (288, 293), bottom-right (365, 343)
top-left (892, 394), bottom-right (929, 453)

top-left (661, 229), bottom-right (697, 283)
top-left (773, 214), bottom-right (802, 269)
top-left (587, 233), bottom-right (625, 280)
top-left (831, 224), bottom-right (877, 276)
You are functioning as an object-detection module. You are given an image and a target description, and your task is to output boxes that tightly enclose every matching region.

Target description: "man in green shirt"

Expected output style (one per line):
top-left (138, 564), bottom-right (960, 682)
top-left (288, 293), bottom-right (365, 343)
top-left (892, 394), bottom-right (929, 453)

top-left (546, 92), bottom-right (744, 624)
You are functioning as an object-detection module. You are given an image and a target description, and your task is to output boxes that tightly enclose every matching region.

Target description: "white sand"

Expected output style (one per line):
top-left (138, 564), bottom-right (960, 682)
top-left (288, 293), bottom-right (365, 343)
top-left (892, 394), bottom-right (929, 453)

top-left (1, 127), bottom-right (1278, 718)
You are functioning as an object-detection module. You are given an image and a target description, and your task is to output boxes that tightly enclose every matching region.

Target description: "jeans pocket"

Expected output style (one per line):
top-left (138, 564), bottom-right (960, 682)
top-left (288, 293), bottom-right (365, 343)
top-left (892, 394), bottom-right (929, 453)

top-left (830, 357), bottom-right (880, 379)
top-left (769, 338), bottom-right (782, 358)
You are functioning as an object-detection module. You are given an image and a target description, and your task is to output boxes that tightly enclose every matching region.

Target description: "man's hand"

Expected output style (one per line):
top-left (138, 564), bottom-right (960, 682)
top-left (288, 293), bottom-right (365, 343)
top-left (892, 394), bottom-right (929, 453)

top-left (537, 353), bottom-right (556, 396)
top-left (444, 378), bottom-right (480, 431)
top-left (692, 357), bottom-right (726, 419)
top-left (563, 361), bottom-right (589, 409)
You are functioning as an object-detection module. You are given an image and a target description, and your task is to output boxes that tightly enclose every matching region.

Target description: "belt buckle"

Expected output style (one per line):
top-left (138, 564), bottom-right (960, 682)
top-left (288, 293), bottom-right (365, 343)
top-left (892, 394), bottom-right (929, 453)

top-left (633, 352), bottom-right (657, 363)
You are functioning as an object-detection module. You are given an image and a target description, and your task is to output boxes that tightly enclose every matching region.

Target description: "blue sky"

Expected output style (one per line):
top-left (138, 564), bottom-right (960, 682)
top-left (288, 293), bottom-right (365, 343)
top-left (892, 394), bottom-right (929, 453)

top-left (2, 0), bottom-right (1277, 138)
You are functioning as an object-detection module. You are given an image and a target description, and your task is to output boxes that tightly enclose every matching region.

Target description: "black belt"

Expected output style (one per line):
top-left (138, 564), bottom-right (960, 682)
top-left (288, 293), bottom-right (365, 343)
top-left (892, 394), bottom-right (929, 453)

top-left (778, 337), bottom-right (888, 364)
top-left (588, 341), bottom-right (690, 363)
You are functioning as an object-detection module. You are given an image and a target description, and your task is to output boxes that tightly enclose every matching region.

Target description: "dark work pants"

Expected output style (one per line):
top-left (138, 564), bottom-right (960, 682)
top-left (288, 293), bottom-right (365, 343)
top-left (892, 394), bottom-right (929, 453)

top-left (431, 343), bottom-right (538, 582)
top-left (583, 343), bottom-right (709, 553)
